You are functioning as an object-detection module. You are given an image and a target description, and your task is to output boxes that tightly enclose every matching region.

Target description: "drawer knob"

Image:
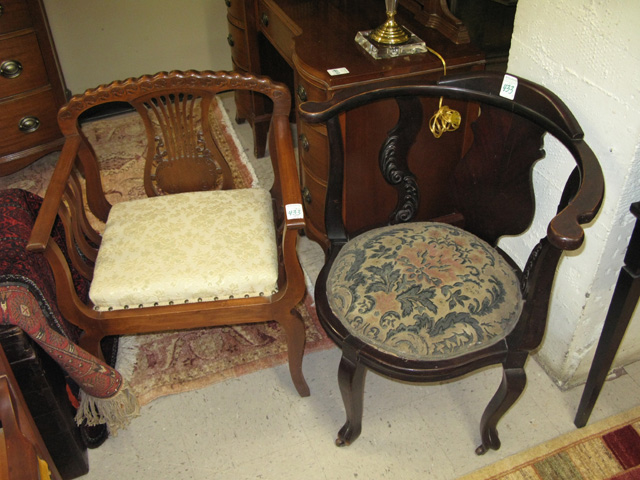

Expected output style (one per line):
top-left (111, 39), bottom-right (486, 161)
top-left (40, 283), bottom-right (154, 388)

top-left (302, 187), bottom-right (312, 204)
top-left (1, 60), bottom-right (23, 79)
top-left (227, 34), bottom-right (234, 47)
top-left (299, 134), bottom-right (310, 152)
top-left (260, 13), bottom-right (269, 27)
top-left (224, 0), bottom-right (231, 6)
top-left (18, 116), bottom-right (40, 133)
top-left (296, 84), bottom-right (307, 102)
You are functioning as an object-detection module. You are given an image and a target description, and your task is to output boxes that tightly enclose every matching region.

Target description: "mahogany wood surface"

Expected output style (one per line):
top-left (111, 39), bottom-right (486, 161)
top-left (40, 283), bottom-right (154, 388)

top-left (300, 72), bottom-right (604, 453)
top-left (0, 0), bottom-right (67, 176)
top-left (28, 70), bottom-right (310, 398)
top-left (226, 0), bottom-right (485, 247)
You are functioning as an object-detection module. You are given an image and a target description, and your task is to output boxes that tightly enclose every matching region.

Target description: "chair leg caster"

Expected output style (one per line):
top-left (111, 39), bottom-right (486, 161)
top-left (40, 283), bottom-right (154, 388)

top-left (475, 444), bottom-right (488, 455)
top-left (475, 437), bottom-right (501, 455)
top-left (336, 421), bottom-right (361, 447)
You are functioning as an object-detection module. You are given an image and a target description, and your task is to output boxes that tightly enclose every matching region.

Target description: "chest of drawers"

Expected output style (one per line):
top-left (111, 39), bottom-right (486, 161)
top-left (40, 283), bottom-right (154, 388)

top-left (0, 0), bottom-right (67, 176)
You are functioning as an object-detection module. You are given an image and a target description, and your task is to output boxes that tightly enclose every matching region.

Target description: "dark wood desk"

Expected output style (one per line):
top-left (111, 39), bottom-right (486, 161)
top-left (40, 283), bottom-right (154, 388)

top-left (227, 0), bottom-right (485, 245)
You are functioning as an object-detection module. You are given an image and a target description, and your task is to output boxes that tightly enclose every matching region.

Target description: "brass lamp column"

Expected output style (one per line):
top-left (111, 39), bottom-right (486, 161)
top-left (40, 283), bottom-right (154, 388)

top-left (369, 0), bottom-right (410, 45)
top-left (355, 0), bottom-right (428, 58)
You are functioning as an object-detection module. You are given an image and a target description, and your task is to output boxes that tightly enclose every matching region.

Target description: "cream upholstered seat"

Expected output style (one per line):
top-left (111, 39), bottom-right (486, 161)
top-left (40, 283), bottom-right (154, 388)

top-left (90, 188), bottom-right (278, 311)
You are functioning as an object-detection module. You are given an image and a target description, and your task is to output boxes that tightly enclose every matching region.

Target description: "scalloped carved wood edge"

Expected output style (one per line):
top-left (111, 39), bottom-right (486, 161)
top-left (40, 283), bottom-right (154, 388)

top-left (57, 70), bottom-right (291, 134)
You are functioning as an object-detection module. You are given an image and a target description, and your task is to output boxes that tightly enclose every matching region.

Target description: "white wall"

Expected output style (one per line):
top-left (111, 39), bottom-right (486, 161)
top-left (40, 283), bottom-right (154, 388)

top-left (500, 0), bottom-right (640, 388)
top-left (42, 0), bottom-right (232, 94)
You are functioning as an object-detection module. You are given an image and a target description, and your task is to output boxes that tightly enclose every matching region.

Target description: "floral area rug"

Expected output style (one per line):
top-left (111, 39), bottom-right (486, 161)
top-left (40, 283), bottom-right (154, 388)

top-left (461, 405), bottom-right (640, 480)
top-left (0, 98), bottom-right (333, 406)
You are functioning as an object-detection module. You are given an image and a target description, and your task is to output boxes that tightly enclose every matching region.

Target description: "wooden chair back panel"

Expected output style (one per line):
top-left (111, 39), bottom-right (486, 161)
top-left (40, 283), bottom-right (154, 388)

top-left (132, 94), bottom-right (234, 196)
top-left (452, 104), bottom-right (546, 245)
top-left (326, 94), bottom-right (546, 244)
top-left (342, 96), bottom-right (472, 233)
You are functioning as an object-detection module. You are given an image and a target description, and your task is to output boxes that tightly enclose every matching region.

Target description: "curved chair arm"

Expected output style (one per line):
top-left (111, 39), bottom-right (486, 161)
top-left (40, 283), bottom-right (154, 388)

top-left (547, 141), bottom-right (604, 250)
top-left (269, 112), bottom-right (306, 231)
top-left (27, 135), bottom-right (82, 253)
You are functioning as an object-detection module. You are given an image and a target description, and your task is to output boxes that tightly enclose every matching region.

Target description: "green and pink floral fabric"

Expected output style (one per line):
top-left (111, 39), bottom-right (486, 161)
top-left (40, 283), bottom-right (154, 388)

top-left (327, 222), bottom-right (522, 360)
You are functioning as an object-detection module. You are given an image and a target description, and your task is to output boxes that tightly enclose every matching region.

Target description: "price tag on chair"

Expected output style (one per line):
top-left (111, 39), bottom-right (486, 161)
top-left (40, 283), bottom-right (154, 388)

top-left (286, 203), bottom-right (304, 220)
top-left (500, 74), bottom-right (519, 100)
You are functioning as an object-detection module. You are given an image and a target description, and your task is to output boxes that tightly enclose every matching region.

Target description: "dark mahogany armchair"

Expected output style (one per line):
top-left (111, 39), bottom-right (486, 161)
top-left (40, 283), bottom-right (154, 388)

top-left (299, 72), bottom-right (604, 453)
top-left (27, 70), bottom-right (310, 397)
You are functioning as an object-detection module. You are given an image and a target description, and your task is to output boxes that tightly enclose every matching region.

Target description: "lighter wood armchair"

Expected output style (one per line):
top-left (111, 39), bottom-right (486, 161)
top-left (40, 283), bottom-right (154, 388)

top-left (27, 70), bottom-right (310, 397)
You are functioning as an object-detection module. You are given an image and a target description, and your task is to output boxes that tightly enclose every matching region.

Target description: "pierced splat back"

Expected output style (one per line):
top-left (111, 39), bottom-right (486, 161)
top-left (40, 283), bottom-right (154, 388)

top-left (133, 92), bottom-right (234, 197)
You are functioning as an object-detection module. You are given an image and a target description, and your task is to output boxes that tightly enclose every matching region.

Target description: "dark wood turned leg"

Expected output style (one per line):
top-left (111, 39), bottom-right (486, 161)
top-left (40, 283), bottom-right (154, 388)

top-left (476, 359), bottom-right (527, 455)
top-left (336, 351), bottom-right (367, 446)
top-left (575, 202), bottom-right (640, 427)
top-left (277, 311), bottom-right (310, 397)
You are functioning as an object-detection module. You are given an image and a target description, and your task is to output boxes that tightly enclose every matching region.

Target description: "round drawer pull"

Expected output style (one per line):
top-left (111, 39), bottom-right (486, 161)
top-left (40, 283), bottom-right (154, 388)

top-left (1, 60), bottom-right (23, 79)
top-left (225, 0), bottom-right (231, 6)
top-left (299, 134), bottom-right (310, 152)
top-left (296, 84), bottom-right (307, 102)
top-left (18, 116), bottom-right (40, 133)
top-left (227, 34), bottom-right (234, 47)
top-left (302, 187), bottom-right (312, 204)
top-left (261, 13), bottom-right (269, 27)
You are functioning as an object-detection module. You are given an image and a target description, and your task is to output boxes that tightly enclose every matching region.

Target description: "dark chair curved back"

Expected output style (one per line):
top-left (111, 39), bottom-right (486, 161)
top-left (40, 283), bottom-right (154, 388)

top-left (299, 71), bottom-right (604, 453)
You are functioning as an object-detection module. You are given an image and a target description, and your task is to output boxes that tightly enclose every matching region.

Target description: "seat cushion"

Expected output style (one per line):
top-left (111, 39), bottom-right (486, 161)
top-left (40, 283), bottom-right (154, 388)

top-left (90, 188), bottom-right (278, 311)
top-left (326, 222), bottom-right (522, 360)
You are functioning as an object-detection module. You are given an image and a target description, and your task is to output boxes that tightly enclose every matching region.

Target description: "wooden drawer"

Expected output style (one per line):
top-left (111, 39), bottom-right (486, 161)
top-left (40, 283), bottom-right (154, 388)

top-left (298, 120), bottom-right (328, 181)
top-left (0, 30), bottom-right (49, 98)
top-left (300, 163), bottom-right (326, 237)
top-left (225, 0), bottom-right (244, 24)
top-left (0, 0), bottom-right (32, 35)
top-left (257, 0), bottom-right (299, 62)
top-left (293, 74), bottom-right (326, 106)
top-left (0, 88), bottom-right (60, 156)
top-left (227, 18), bottom-right (249, 71)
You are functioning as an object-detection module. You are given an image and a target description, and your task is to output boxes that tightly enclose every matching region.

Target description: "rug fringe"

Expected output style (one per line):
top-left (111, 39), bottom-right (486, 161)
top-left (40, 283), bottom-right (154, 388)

top-left (75, 380), bottom-right (140, 436)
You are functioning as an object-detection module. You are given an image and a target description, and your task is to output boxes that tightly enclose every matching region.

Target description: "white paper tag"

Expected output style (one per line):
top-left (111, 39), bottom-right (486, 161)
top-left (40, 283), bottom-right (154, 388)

top-left (500, 74), bottom-right (518, 100)
top-left (285, 203), bottom-right (304, 220)
top-left (327, 67), bottom-right (349, 76)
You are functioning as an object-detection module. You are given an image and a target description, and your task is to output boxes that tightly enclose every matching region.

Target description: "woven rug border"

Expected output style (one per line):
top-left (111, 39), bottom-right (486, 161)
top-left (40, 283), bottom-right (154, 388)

top-left (461, 404), bottom-right (640, 480)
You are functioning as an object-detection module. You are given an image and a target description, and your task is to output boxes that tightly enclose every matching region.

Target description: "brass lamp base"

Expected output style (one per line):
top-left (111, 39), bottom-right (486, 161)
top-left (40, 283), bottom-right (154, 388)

top-left (355, 28), bottom-right (428, 59)
top-left (368, 13), bottom-right (410, 45)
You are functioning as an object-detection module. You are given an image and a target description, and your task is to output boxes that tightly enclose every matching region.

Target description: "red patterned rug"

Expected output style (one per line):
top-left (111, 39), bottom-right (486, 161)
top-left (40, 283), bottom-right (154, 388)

top-left (0, 98), bottom-right (333, 406)
top-left (461, 406), bottom-right (640, 480)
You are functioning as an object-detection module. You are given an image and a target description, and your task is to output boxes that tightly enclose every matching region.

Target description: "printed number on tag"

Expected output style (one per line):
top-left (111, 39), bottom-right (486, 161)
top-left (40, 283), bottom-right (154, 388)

top-left (500, 75), bottom-right (518, 100)
top-left (286, 203), bottom-right (304, 220)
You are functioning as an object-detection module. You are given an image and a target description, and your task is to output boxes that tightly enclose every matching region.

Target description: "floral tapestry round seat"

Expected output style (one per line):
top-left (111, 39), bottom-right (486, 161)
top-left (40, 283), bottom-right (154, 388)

top-left (326, 222), bottom-right (523, 361)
